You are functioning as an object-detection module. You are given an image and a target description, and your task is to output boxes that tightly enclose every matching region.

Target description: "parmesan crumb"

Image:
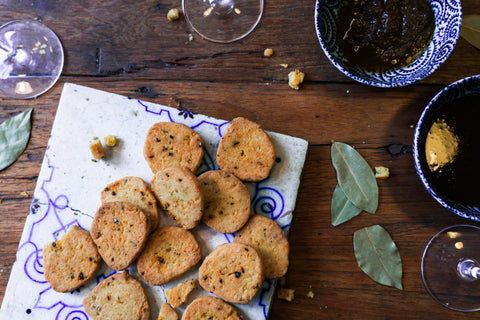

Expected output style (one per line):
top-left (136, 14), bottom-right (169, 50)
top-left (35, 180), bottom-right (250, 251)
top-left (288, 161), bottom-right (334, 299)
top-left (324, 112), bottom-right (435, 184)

top-left (280, 63), bottom-right (289, 68)
top-left (307, 291), bottom-right (315, 299)
top-left (90, 138), bottom-right (105, 160)
top-left (288, 69), bottom-right (305, 90)
top-left (277, 288), bottom-right (295, 302)
top-left (167, 8), bottom-right (180, 21)
top-left (21, 191), bottom-right (30, 197)
top-left (264, 48), bottom-right (274, 57)
top-left (375, 166), bottom-right (390, 179)
top-left (104, 135), bottom-right (117, 147)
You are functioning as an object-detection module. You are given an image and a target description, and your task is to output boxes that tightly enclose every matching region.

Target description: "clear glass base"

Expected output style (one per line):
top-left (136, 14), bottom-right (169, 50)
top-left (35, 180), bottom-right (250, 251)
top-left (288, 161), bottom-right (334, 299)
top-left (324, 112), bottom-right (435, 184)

top-left (0, 20), bottom-right (64, 99)
top-left (183, 0), bottom-right (263, 43)
top-left (421, 225), bottom-right (480, 312)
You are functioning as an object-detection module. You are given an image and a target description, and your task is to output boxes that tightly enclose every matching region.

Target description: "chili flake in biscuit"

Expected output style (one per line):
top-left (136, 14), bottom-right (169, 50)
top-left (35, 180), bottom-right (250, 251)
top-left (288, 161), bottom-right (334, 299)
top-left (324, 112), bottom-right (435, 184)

top-left (43, 225), bottom-right (101, 292)
top-left (199, 169), bottom-right (251, 233)
top-left (83, 271), bottom-right (150, 320)
top-left (151, 166), bottom-right (204, 229)
top-left (144, 122), bottom-right (204, 174)
top-left (90, 201), bottom-right (149, 271)
top-left (216, 117), bottom-right (275, 182)
top-left (234, 214), bottom-right (289, 278)
top-left (137, 226), bottom-right (201, 286)
top-left (199, 242), bottom-right (264, 304)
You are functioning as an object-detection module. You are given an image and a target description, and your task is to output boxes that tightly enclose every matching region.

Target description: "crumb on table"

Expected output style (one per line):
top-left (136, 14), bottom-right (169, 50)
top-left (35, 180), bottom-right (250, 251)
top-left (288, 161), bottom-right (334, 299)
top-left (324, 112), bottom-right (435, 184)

top-left (307, 291), bottom-right (315, 299)
top-left (167, 8), bottom-right (180, 21)
top-left (280, 63), bottom-right (289, 68)
top-left (104, 135), bottom-right (117, 147)
top-left (288, 69), bottom-right (305, 90)
top-left (375, 166), bottom-right (390, 179)
top-left (277, 288), bottom-right (295, 302)
top-left (90, 138), bottom-right (105, 160)
top-left (264, 48), bottom-right (274, 57)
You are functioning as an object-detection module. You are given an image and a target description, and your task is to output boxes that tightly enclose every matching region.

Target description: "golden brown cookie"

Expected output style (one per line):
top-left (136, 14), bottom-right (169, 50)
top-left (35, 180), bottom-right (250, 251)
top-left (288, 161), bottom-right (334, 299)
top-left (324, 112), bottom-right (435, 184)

top-left (165, 279), bottom-right (197, 308)
top-left (83, 271), bottom-right (150, 320)
top-left (182, 296), bottom-right (242, 320)
top-left (233, 214), bottom-right (289, 278)
top-left (198, 242), bottom-right (264, 304)
top-left (43, 225), bottom-right (101, 292)
top-left (144, 122), bottom-right (204, 174)
top-left (137, 226), bottom-right (201, 285)
top-left (158, 302), bottom-right (178, 320)
top-left (101, 176), bottom-right (159, 233)
top-left (216, 117), bottom-right (276, 182)
top-left (151, 166), bottom-right (203, 229)
top-left (90, 201), bottom-right (149, 271)
top-left (199, 169), bottom-right (251, 233)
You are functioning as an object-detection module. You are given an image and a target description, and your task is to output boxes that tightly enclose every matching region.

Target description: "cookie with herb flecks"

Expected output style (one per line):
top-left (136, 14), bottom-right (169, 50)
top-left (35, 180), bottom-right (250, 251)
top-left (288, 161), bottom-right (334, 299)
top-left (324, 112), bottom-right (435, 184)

top-left (216, 117), bottom-right (276, 182)
top-left (151, 166), bottom-right (204, 229)
top-left (144, 122), bottom-right (204, 174)
top-left (233, 214), bottom-right (289, 278)
top-left (182, 296), bottom-right (242, 320)
top-left (83, 271), bottom-right (150, 320)
top-left (199, 169), bottom-right (251, 233)
top-left (137, 226), bottom-right (201, 285)
top-left (198, 242), bottom-right (264, 304)
top-left (90, 201), bottom-right (149, 271)
top-left (43, 225), bottom-right (101, 292)
top-left (101, 176), bottom-right (158, 233)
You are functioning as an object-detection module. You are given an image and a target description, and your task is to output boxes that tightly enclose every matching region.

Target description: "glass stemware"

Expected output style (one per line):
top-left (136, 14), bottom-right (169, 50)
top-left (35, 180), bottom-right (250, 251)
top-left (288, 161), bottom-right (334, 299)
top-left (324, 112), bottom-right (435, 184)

top-left (0, 19), bottom-right (64, 99)
top-left (421, 225), bottom-right (480, 312)
top-left (183, 0), bottom-right (263, 43)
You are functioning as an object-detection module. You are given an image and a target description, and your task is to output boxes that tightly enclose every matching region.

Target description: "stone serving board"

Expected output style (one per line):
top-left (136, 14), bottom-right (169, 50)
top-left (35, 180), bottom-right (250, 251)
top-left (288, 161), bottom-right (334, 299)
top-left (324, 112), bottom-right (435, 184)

top-left (0, 83), bottom-right (308, 320)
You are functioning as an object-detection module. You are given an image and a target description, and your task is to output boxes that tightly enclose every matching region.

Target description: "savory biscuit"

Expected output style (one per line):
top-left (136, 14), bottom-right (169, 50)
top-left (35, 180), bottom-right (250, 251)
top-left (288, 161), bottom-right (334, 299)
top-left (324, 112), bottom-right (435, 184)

top-left (165, 279), bottom-right (197, 308)
top-left (43, 225), bottom-right (101, 292)
top-left (198, 242), bottom-right (264, 304)
top-left (182, 296), bottom-right (242, 320)
top-left (137, 226), bottom-right (201, 285)
top-left (90, 201), bottom-right (149, 271)
top-left (144, 122), bottom-right (204, 174)
top-left (216, 117), bottom-right (276, 182)
top-left (199, 169), bottom-right (251, 233)
top-left (233, 214), bottom-right (289, 278)
top-left (101, 176), bottom-right (159, 233)
top-left (83, 271), bottom-right (150, 320)
top-left (158, 302), bottom-right (178, 320)
top-left (151, 166), bottom-right (203, 229)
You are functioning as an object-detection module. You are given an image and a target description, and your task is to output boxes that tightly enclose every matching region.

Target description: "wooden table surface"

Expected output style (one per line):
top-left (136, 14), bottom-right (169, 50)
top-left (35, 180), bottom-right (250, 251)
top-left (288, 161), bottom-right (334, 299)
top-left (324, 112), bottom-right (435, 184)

top-left (1, 0), bottom-right (480, 319)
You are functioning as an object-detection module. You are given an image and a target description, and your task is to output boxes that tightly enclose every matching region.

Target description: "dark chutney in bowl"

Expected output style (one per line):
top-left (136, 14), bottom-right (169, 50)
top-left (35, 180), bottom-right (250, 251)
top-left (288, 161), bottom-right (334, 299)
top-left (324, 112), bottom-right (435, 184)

top-left (315, 0), bottom-right (462, 87)
top-left (413, 75), bottom-right (480, 221)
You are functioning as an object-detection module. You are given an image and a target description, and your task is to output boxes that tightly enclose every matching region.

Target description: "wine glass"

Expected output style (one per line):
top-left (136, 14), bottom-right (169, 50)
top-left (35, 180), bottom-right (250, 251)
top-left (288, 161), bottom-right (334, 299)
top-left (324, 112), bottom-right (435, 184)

top-left (421, 225), bottom-right (480, 312)
top-left (183, 0), bottom-right (263, 43)
top-left (0, 19), bottom-right (64, 99)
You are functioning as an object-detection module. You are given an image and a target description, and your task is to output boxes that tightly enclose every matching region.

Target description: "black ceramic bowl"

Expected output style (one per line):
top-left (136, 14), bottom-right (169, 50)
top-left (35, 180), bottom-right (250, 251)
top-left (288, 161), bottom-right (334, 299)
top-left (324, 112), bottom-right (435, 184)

top-left (413, 75), bottom-right (480, 221)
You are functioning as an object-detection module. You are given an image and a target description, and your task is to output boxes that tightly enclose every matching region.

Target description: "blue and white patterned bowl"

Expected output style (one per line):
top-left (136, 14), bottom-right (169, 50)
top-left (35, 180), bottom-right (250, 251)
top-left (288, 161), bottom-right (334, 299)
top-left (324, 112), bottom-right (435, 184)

top-left (314, 0), bottom-right (462, 87)
top-left (413, 75), bottom-right (480, 221)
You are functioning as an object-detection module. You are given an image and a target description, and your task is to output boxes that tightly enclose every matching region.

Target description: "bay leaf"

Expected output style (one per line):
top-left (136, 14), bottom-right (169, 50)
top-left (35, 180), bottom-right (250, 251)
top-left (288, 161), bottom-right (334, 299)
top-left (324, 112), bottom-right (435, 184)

top-left (353, 225), bottom-right (403, 290)
top-left (331, 184), bottom-right (362, 226)
top-left (0, 108), bottom-right (33, 171)
top-left (331, 142), bottom-right (378, 213)
top-left (461, 15), bottom-right (480, 50)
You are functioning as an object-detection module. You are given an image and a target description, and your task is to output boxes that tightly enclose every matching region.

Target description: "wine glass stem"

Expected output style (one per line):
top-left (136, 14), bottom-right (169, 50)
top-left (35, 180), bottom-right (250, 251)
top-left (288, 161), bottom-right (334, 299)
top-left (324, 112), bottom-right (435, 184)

top-left (457, 258), bottom-right (480, 281)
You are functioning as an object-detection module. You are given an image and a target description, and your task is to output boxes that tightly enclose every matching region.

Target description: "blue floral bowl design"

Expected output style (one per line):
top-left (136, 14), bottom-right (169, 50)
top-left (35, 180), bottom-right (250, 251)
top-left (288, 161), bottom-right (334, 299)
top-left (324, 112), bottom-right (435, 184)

top-left (413, 75), bottom-right (480, 221)
top-left (314, 0), bottom-right (462, 87)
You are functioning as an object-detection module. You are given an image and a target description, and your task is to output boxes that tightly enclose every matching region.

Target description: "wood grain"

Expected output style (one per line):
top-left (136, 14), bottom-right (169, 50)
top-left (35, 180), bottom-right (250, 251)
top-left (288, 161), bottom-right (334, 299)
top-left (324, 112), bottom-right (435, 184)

top-left (1, 0), bottom-right (480, 319)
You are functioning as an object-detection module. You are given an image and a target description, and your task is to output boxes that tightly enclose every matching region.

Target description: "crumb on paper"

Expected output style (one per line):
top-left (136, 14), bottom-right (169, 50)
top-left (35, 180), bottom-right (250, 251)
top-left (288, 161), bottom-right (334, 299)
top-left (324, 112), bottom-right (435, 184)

top-left (375, 166), bottom-right (390, 179)
top-left (264, 48), bottom-right (274, 57)
top-left (307, 291), bottom-right (315, 299)
top-left (104, 135), bottom-right (117, 147)
top-left (288, 69), bottom-right (305, 90)
top-left (90, 138), bottom-right (105, 160)
top-left (167, 8), bottom-right (180, 21)
top-left (15, 81), bottom-right (33, 95)
top-left (165, 279), bottom-right (197, 308)
top-left (280, 63), bottom-right (289, 68)
top-left (277, 288), bottom-right (295, 302)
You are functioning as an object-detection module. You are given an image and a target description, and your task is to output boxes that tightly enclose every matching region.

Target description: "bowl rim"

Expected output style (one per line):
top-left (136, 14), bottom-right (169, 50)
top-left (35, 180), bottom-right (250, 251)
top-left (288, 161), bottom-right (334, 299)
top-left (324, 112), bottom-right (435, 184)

top-left (314, 0), bottom-right (462, 87)
top-left (413, 75), bottom-right (480, 221)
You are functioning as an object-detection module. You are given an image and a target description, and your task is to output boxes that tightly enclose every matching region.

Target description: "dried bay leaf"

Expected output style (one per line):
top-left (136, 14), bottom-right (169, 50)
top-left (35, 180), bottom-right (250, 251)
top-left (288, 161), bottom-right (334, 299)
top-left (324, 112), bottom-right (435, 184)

top-left (0, 108), bottom-right (32, 171)
top-left (461, 15), bottom-right (480, 50)
top-left (331, 184), bottom-right (362, 226)
top-left (353, 225), bottom-right (403, 290)
top-left (331, 142), bottom-right (378, 213)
